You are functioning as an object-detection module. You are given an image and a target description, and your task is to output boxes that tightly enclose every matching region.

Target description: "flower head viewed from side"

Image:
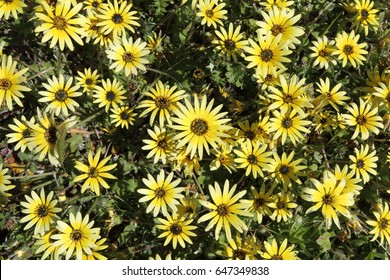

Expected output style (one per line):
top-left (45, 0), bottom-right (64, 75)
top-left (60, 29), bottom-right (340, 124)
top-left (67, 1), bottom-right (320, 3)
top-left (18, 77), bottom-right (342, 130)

top-left (34, 1), bottom-right (84, 51)
top-left (198, 180), bottom-right (251, 242)
top-left (73, 148), bottom-right (118, 196)
top-left (220, 234), bottom-right (259, 260)
top-left (51, 212), bottom-right (101, 260)
top-left (366, 202), bottom-right (390, 245)
top-left (333, 30), bottom-right (368, 68)
top-left (0, 164), bottom-right (15, 199)
top-left (261, 238), bottom-right (299, 260)
top-left (349, 144), bottom-right (378, 184)
top-left (20, 188), bottom-right (61, 236)
top-left (138, 170), bottom-right (184, 217)
top-left (171, 94), bottom-right (232, 160)
top-left (315, 77), bottom-right (349, 111)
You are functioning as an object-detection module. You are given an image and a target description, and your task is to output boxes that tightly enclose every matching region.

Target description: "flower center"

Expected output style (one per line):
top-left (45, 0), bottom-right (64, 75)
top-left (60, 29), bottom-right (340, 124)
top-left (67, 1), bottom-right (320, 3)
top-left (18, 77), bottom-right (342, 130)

top-left (279, 164), bottom-right (290, 174)
top-left (122, 52), bottom-right (133, 63)
top-left (360, 9), bottom-right (369, 20)
top-left (271, 255), bottom-right (283, 260)
top-left (282, 117), bottom-right (292, 128)
top-left (216, 204), bottom-right (229, 216)
top-left (255, 197), bottom-right (265, 207)
top-left (157, 139), bottom-right (168, 149)
top-left (322, 194), bottom-right (333, 205)
top-left (219, 154), bottom-right (226, 163)
top-left (232, 249), bottom-right (246, 260)
top-left (91, 0), bottom-right (100, 8)
top-left (88, 167), bottom-right (98, 178)
top-left (260, 49), bottom-right (273, 62)
top-left (379, 218), bottom-right (388, 229)
top-left (244, 130), bottom-right (256, 140)
top-left (276, 201), bottom-right (285, 209)
top-left (105, 90), bottom-right (116, 101)
top-left (224, 39), bottom-right (236, 51)
top-left (190, 118), bottom-right (208, 136)
top-left (155, 96), bottom-right (170, 109)
top-left (70, 230), bottom-right (83, 242)
top-left (356, 114), bottom-right (367, 125)
top-left (193, 69), bottom-right (204, 79)
top-left (247, 154), bottom-right (258, 164)
top-left (55, 89), bottom-right (68, 101)
top-left (356, 159), bottom-right (365, 169)
top-left (205, 9), bottom-right (214, 18)
top-left (85, 78), bottom-right (94, 85)
top-left (45, 126), bottom-right (57, 144)
top-left (283, 94), bottom-right (294, 104)
top-left (318, 49), bottom-right (328, 57)
top-left (36, 204), bottom-right (49, 217)
top-left (264, 74), bottom-right (274, 82)
top-left (0, 78), bottom-right (12, 90)
top-left (53, 16), bottom-right (67, 30)
top-left (169, 223), bottom-right (182, 235)
top-left (120, 111), bottom-right (129, 120)
top-left (22, 128), bottom-right (31, 138)
top-left (155, 187), bottom-right (166, 198)
top-left (112, 13), bottom-right (123, 24)
top-left (271, 24), bottom-right (284, 36)
top-left (343, 45), bottom-right (354, 55)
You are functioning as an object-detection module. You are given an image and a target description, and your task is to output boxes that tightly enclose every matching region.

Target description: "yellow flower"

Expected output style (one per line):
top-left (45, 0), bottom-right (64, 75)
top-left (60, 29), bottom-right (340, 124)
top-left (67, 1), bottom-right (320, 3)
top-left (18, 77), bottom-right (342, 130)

top-left (0, 0), bottom-right (27, 20)
top-left (373, 80), bottom-right (390, 108)
top-left (0, 55), bottom-right (30, 111)
top-left (210, 144), bottom-right (236, 174)
top-left (259, 0), bottom-right (294, 11)
top-left (76, 68), bottom-right (100, 93)
top-left (6, 115), bottom-right (35, 152)
top-left (309, 36), bottom-right (337, 70)
top-left (302, 171), bottom-right (355, 229)
top-left (34, 1), bottom-right (85, 51)
top-left (333, 30), bottom-right (368, 68)
top-left (198, 180), bottom-right (251, 242)
top-left (138, 170), bottom-right (184, 217)
top-left (261, 238), bottom-right (299, 260)
top-left (314, 77), bottom-right (349, 111)
top-left (257, 6), bottom-right (304, 49)
top-left (156, 212), bottom-right (197, 249)
top-left (0, 164), bottom-right (15, 199)
top-left (171, 94), bottom-right (232, 160)
top-left (349, 144), bottom-right (378, 184)
top-left (34, 229), bottom-right (60, 260)
top-left (241, 184), bottom-right (274, 224)
top-left (92, 78), bottom-right (126, 112)
top-left (343, 98), bottom-right (383, 140)
top-left (366, 202), bottom-right (390, 245)
top-left (137, 80), bottom-right (186, 127)
top-left (51, 212), bottom-right (101, 260)
top-left (234, 140), bottom-right (272, 179)
top-left (106, 35), bottom-right (150, 77)
top-left (109, 106), bottom-right (137, 129)
top-left (172, 149), bottom-right (202, 177)
top-left (196, 0), bottom-right (227, 29)
top-left (73, 148), bottom-right (118, 196)
top-left (38, 75), bottom-right (82, 116)
top-left (352, 0), bottom-right (379, 36)
top-left (212, 23), bottom-right (248, 62)
top-left (245, 32), bottom-right (292, 77)
top-left (96, 0), bottom-right (140, 37)
top-left (82, 238), bottom-right (108, 260)
top-left (142, 126), bottom-right (175, 164)
top-left (268, 191), bottom-right (297, 222)
top-left (20, 188), bottom-right (61, 236)
top-left (220, 234), bottom-right (259, 260)
top-left (332, 164), bottom-right (362, 195)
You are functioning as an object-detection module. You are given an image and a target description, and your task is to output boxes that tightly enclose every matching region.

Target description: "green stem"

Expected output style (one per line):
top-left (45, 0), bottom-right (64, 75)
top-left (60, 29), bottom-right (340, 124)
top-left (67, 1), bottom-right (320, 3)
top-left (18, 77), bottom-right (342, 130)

top-left (86, 196), bottom-right (100, 216)
top-left (10, 172), bottom-right (53, 180)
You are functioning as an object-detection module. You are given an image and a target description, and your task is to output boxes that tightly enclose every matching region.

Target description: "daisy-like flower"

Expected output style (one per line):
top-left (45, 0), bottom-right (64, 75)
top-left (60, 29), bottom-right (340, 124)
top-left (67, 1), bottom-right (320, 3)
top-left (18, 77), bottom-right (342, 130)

top-left (0, 164), bottom-right (15, 199)
top-left (76, 68), bottom-right (100, 93)
top-left (331, 164), bottom-right (362, 195)
top-left (234, 140), bottom-right (272, 179)
top-left (261, 238), bottom-right (299, 260)
top-left (196, 0), bottom-right (227, 29)
top-left (137, 80), bottom-right (186, 127)
top-left (96, 0), bottom-right (140, 37)
top-left (373, 80), bottom-right (390, 108)
top-left (177, 193), bottom-right (199, 219)
top-left (210, 144), bottom-right (236, 174)
top-left (109, 106), bottom-right (137, 129)
top-left (79, 9), bottom-right (100, 43)
top-left (268, 74), bottom-right (313, 116)
top-left (267, 151), bottom-right (306, 189)
top-left (6, 116), bottom-right (35, 152)
top-left (236, 120), bottom-right (267, 144)
top-left (142, 126), bottom-right (175, 164)
top-left (315, 77), bottom-right (349, 111)
top-left (147, 31), bottom-right (164, 53)
top-left (0, 0), bottom-right (27, 19)
top-left (51, 212), bottom-right (101, 260)
top-left (212, 23), bottom-right (248, 62)
top-left (0, 41), bottom-right (5, 57)
top-left (106, 36), bottom-right (150, 77)
top-left (343, 98), bottom-right (383, 140)
top-left (268, 191), bottom-right (297, 222)
top-left (19, 188), bottom-right (61, 236)
top-left (245, 32), bottom-right (292, 77)
top-left (83, 0), bottom-right (104, 14)
top-left (38, 75), bottom-right (82, 116)
top-left (220, 234), bottom-right (259, 260)
top-left (366, 202), bottom-right (390, 245)
top-left (352, 0), bottom-right (379, 36)
top-left (156, 212), bottom-right (197, 249)
top-left (268, 109), bottom-right (311, 145)
top-left (34, 1), bottom-right (84, 51)
top-left (73, 148), bottom-right (117, 196)
top-left (172, 149), bottom-right (201, 177)
top-left (82, 238), bottom-right (108, 260)
top-left (170, 94), bottom-right (232, 160)
top-left (241, 184), bottom-right (274, 224)
top-left (257, 6), bottom-right (304, 49)
top-left (254, 68), bottom-right (285, 90)
top-left (0, 55), bottom-right (30, 111)
top-left (302, 171), bottom-right (355, 229)
top-left (198, 180), bottom-right (251, 241)
top-left (349, 144), bottom-right (378, 184)
top-left (333, 30), bottom-right (368, 68)
top-left (259, 0), bottom-right (294, 11)
top-left (92, 78), bottom-right (126, 112)
top-left (34, 229), bottom-right (60, 260)
top-left (138, 170), bottom-right (184, 217)
top-left (309, 36), bottom-right (337, 70)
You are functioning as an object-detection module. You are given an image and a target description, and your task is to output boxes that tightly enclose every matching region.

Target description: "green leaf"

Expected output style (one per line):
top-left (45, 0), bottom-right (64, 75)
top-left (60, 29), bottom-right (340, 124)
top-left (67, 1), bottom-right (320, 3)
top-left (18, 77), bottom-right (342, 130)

top-left (316, 231), bottom-right (335, 252)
